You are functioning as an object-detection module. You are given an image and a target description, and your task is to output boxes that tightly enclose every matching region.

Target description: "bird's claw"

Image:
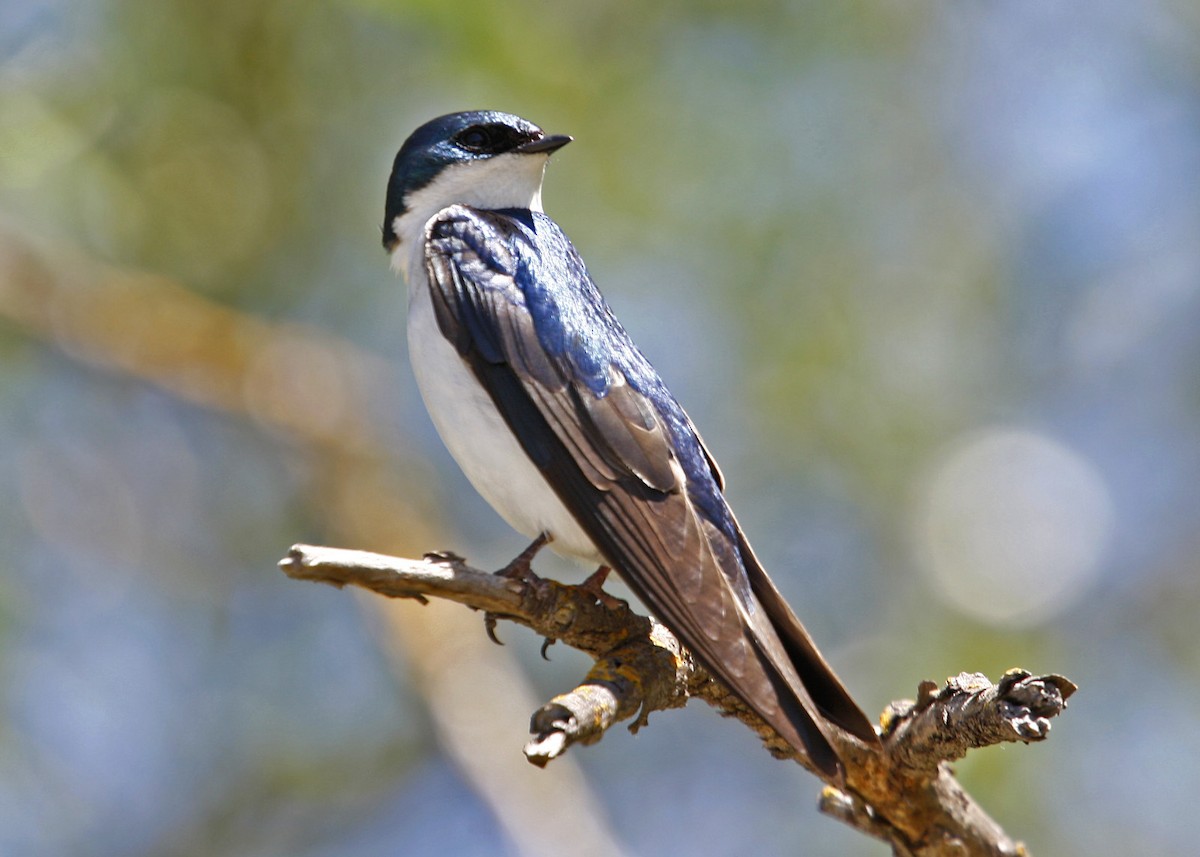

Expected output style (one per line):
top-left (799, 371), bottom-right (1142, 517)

top-left (579, 565), bottom-right (625, 610)
top-left (496, 532), bottom-right (550, 581)
top-left (484, 611), bottom-right (504, 645)
top-left (484, 534), bottom-right (552, 644)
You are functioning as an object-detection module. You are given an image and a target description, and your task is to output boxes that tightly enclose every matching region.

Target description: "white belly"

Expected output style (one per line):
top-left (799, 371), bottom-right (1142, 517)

top-left (407, 286), bottom-right (603, 564)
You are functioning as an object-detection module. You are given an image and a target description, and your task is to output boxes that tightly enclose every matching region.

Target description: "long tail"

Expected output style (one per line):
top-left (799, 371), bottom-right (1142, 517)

top-left (733, 522), bottom-right (880, 771)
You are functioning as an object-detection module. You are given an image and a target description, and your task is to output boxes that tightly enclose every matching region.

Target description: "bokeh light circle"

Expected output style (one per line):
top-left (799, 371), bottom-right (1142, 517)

top-left (913, 427), bottom-right (1113, 627)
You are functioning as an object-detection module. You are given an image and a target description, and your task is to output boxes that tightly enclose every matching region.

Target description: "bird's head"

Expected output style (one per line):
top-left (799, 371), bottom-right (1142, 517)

top-left (383, 110), bottom-right (572, 257)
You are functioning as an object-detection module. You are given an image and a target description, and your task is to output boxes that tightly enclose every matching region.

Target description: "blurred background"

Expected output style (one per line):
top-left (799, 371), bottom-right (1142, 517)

top-left (2, 1), bottom-right (1198, 855)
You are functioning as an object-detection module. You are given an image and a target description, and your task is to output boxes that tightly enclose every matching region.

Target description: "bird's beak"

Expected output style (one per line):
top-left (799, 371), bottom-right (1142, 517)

top-left (517, 134), bottom-right (573, 155)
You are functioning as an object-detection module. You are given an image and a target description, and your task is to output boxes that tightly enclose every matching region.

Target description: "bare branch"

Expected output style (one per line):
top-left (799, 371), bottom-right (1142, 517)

top-left (881, 670), bottom-right (1077, 777)
top-left (280, 543), bottom-right (692, 764)
top-left (279, 543), bottom-right (1076, 857)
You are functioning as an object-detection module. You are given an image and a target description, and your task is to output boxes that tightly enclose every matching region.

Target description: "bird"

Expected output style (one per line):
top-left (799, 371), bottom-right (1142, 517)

top-left (382, 110), bottom-right (878, 777)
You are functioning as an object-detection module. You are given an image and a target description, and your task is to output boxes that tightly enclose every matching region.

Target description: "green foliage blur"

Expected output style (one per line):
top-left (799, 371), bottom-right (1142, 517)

top-left (2, 1), bottom-right (1199, 855)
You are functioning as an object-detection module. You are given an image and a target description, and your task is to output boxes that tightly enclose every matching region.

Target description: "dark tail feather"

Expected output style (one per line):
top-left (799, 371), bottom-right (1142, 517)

top-left (752, 643), bottom-right (845, 777)
top-left (737, 528), bottom-right (880, 747)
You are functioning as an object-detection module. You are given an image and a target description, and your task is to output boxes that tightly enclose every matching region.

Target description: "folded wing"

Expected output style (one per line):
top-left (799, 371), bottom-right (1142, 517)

top-left (423, 205), bottom-right (877, 774)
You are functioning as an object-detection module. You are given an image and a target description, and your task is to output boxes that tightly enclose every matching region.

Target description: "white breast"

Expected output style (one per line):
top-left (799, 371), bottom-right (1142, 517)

top-left (406, 274), bottom-right (604, 565)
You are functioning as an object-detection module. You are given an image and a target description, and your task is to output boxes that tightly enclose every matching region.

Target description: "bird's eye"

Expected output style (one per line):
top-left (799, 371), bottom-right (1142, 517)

top-left (455, 126), bottom-right (497, 152)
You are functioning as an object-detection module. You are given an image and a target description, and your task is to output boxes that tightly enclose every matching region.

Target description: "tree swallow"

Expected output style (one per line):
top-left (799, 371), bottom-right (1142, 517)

top-left (383, 110), bottom-right (878, 776)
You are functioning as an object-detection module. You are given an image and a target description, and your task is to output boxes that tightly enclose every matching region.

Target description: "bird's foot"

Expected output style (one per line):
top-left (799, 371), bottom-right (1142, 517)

top-left (484, 533), bottom-right (551, 645)
top-left (483, 612), bottom-right (507, 645)
top-left (578, 565), bottom-right (625, 610)
top-left (496, 532), bottom-right (551, 581)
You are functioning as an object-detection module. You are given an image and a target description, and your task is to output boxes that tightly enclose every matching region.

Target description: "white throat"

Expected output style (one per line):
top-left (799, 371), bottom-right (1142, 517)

top-left (389, 152), bottom-right (550, 284)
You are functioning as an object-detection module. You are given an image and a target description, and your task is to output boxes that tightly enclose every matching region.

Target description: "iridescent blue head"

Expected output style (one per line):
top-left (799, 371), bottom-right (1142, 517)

top-left (383, 110), bottom-right (572, 253)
